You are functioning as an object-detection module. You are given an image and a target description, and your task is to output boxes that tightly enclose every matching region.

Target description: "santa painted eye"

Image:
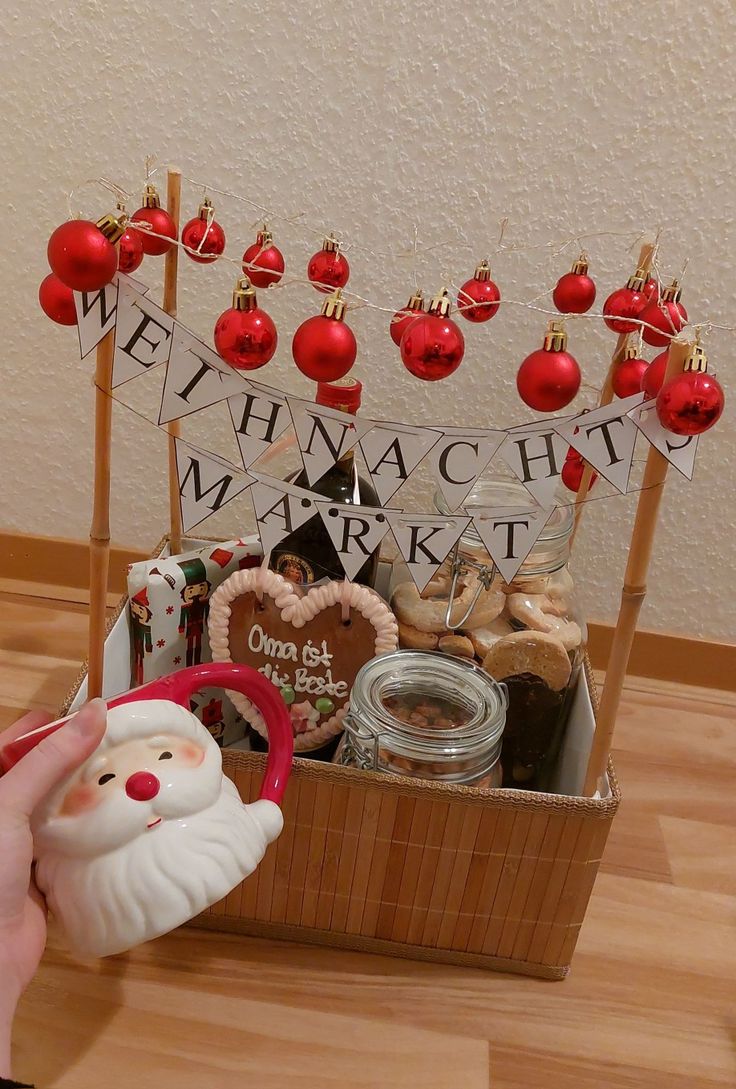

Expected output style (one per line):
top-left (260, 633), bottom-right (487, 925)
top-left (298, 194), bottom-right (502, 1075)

top-left (158, 751), bottom-right (173, 761)
top-left (98, 773), bottom-right (116, 785)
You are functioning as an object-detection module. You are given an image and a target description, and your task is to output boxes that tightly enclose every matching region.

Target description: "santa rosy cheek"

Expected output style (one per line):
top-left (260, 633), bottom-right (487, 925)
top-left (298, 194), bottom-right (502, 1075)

top-left (179, 742), bottom-right (205, 767)
top-left (60, 784), bottom-right (102, 816)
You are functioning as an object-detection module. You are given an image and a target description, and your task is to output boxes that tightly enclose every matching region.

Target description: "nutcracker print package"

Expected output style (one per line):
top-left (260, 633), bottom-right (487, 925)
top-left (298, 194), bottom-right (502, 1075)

top-left (127, 538), bottom-right (262, 746)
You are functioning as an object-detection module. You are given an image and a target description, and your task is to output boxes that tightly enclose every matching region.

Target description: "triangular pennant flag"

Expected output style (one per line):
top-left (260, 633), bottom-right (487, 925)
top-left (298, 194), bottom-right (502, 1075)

top-left (315, 501), bottom-right (394, 581)
top-left (288, 397), bottom-right (374, 487)
top-left (387, 513), bottom-right (471, 592)
top-left (359, 422), bottom-right (440, 505)
top-left (227, 381), bottom-right (293, 469)
top-left (159, 325), bottom-right (251, 424)
top-left (249, 472), bottom-right (318, 555)
top-left (469, 505), bottom-right (553, 583)
top-left (629, 399), bottom-right (700, 480)
top-left (554, 394), bottom-right (643, 494)
top-left (175, 439), bottom-right (253, 533)
top-left (425, 426), bottom-right (507, 510)
top-left (112, 282), bottom-right (175, 388)
top-left (498, 419), bottom-right (571, 507)
top-left (74, 276), bottom-right (120, 359)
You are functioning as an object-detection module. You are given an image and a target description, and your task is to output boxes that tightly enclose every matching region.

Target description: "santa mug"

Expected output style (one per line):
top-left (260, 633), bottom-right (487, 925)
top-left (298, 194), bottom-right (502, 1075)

top-left (0, 663), bottom-right (293, 959)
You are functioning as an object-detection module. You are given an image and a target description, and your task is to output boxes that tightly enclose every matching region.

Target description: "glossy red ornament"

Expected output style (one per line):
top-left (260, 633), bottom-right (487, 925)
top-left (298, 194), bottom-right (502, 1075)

top-left (292, 289), bottom-right (356, 381)
top-left (38, 273), bottom-right (77, 325)
top-left (457, 260), bottom-right (500, 322)
top-left (640, 281), bottom-right (687, 347)
top-left (117, 226), bottom-right (145, 274)
top-left (182, 198), bottom-right (226, 263)
top-left (516, 322), bottom-right (581, 411)
top-left (655, 346), bottom-right (724, 435)
top-left (641, 277), bottom-right (659, 304)
top-left (47, 214), bottom-right (123, 292)
top-left (400, 290), bottom-right (465, 381)
top-left (641, 350), bottom-right (668, 399)
top-left (602, 267), bottom-right (648, 334)
top-left (390, 290), bottom-right (425, 346)
top-left (214, 278), bottom-right (277, 371)
top-left (561, 457), bottom-right (598, 492)
top-left (553, 257), bottom-right (596, 314)
top-left (130, 184), bottom-right (177, 256)
top-left (612, 348), bottom-right (649, 398)
top-left (307, 236), bottom-right (349, 293)
top-left (242, 226), bottom-right (285, 288)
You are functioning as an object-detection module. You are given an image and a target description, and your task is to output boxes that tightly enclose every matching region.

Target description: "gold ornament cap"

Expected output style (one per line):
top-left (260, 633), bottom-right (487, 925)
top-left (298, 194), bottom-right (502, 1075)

top-left (428, 288), bottom-right (452, 318)
top-left (570, 255), bottom-right (589, 276)
top-left (256, 224), bottom-right (273, 245)
top-left (404, 289), bottom-right (425, 312)
top-left (474, 259), bottom-right (492, 282)
top-left (543, 320), bottom-right (567, 351)
top-left (141, 183), bottom-right (161, 209)
top-left (96, 211), bottom-right (127, 244)
top-left (626, 267), bottom-right (647, 291)
top-left (232, 276), bottom-right (258, 311)
top-left (621, 344), bottom-right (640, 361)
top-left (321, 288), bottom-right (347, 320)
top-left (662, 279), bottom-right (682, 303)
top-left (198, 196), bottom-right (214, 221)
top-left (321, 235), bottom-right (340, 253)
top-left (684, 342), bottom-right (707, 373)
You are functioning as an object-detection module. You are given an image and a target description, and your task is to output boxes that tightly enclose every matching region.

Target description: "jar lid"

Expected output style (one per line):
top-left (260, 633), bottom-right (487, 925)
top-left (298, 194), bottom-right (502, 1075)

top-left (348, 650), bottom-right (507, 766)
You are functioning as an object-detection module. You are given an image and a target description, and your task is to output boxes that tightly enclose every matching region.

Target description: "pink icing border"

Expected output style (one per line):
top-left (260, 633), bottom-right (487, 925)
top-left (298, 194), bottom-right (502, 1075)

top-left (208, 569), bottom-right (398, 751)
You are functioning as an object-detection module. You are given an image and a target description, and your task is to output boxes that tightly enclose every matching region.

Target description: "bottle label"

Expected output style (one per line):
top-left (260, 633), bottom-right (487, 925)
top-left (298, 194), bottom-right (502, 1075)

top-left (273, 552), bottom-right (316, 585)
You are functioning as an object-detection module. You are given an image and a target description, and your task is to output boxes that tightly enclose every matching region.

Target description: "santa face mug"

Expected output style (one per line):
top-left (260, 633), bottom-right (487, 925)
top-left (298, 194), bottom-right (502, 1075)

top-left (0, 663), bottom-right (293, 959)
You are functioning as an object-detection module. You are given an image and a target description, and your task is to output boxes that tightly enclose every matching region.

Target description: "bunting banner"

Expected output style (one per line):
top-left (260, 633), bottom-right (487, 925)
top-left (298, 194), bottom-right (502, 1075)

top-left (175, 439), bottom-right (254, 533)
top-left (228, 382), bottom-right (293, 469)
top-left (358, 422), bottom-right (440, 506)
top-left (554, 394), bottom-right (644, 494)
top-left (112, 282), bottom-right (175, 388)
top-left (159, 325), bottom-right (250, 425)
top-left (628, 399), bottom-right (700, 480)
top-left (425, 426), bottom-right (507, 511)
top-left (288, 397), bottom-right (373, 486)
top-left (315, 501), bottom-right (395, 581)
top-left (387, 513), bottom-right (472, 592)
top-left (249, 472), bottom-right (318, 554)
top-left (498, 419), bottom-right (571, 508)
top-left (469, 505), bottom-right (553, 583)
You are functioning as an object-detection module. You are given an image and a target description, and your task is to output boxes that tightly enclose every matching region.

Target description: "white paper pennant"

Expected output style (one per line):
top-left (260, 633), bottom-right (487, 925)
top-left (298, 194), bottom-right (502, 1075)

top-left (469, 505), bottom-right (553, 583)
top-left (159, 325), bottom-right (250, 424)
top-left (359, 422), bottom-right (440, 505)
top-left (175, 439), bottom-right (253, 533)
top-left (498, 420), bottom-right (571, 507)
top-left (112, 282), bottom-right (175, 388)
top-left (315, 501), bottom-right (394, 581)
top-left (554, 394), bottom-right (644, 494)
top-left (227, 382), bottom-right (293, 468)
top-left (288, 397), bottom-right (374, 487)
top-left (249, 473), bottom-right (319, 555)
top-left (387, 513), bottom-right (471, 592)
top-left (74, 278), bottom-right (119, 359)
top-left (629, 399), bottom-right (700, 480)
top-left (425, 426), bottom-right (507, 510)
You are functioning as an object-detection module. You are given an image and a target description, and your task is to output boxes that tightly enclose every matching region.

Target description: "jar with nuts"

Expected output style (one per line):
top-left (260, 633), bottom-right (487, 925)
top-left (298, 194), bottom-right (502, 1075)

top-left (390, 477), bottom-right (586, 790)
top-left (335, 650), bottom-right (507, 789)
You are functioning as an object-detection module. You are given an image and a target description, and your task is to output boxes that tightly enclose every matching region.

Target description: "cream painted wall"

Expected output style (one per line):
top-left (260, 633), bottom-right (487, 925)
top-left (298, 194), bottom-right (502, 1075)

top-left (2, 0), bottom-right (734, 640)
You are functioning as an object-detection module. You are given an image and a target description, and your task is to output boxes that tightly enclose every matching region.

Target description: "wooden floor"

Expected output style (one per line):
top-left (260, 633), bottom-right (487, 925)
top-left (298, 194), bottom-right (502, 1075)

top-left (1, 589), bottom-right (735, 1089)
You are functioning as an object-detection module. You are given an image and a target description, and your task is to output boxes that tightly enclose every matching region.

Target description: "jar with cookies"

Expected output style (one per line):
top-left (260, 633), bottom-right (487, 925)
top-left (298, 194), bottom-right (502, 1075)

top-left (390, 477), bottom-right (585, 791)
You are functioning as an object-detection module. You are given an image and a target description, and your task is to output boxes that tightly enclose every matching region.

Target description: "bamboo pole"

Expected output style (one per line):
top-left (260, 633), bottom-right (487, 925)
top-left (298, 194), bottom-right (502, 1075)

top-left (163, 166), bottom-right (183, 555)
top-left (571, 239), bottom-right (657, 547)
top-left (87, 329), bottom-right (115, 698)
top-left (583, 337), bottom-right (690, 796)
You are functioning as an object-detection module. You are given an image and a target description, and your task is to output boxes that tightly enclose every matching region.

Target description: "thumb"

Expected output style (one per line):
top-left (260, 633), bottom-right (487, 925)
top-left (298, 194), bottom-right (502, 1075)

top-left (0, 699), bottom-right (107, 818)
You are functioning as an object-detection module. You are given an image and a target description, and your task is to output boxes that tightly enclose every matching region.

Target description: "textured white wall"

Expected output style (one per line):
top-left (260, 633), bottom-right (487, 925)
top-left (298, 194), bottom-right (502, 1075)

top-left (2, 0), bottom-right (734, 640)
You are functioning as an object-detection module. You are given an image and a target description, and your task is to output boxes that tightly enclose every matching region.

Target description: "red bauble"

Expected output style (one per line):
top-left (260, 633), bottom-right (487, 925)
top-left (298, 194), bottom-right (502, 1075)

top-left (131, 189), bottom-right (177, 256)
top-left (117, 226), bottom-right (145, 274)
top-left (641, 277), bottom-right (659, 304)
top-left (641, 350), bottom-right (669, 399)
top-left (47, 218), bottom-right (119, 292)
top-left (242, 228), bottom-right (285, 288)
top-left (400, 291), bottom-right (465, 381)
top-left (181, 199), bottom-right (226, 263)
top-left (561, 457), bottom-right (598, 492)
top-left (603, 284), bottom-right (645, 333)
top-left (640, 283), bottom-right (688, 347)
top-left (516, 324), bottom-right (581, 411)
top-left (307, 237), bottom-right (349, 293)
top-left (214, 280), bottom-right (277, 371)
top-left (457, 261), bottom-right (500, 323)
top-left (39, 273), bottom-right (77, 325)
top-left (612, 353), bottom-right (649, 398)
top-left (656, 369), bottom-right (725, 436)
top-left (553, 258), bottom-right (596, 314)
top-left (390, 291), bottom-right (425, 346)
top-left (292, 291), bottom-right (356, 381)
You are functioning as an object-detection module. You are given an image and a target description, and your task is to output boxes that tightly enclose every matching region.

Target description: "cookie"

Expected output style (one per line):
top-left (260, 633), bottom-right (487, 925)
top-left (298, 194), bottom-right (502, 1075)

top-left (438, 633), bottom-right (475, 659)
top-left (469, 616), bottom-right (515, 659)
top-left (481, 630), bottom-right (572, 691)
top-left (398, 620), bottom-right (440, 651)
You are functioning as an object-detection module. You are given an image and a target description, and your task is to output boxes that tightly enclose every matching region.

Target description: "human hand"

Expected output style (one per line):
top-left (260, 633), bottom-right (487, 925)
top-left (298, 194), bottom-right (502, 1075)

top-left (0, 701), bottom-right (106, 1075)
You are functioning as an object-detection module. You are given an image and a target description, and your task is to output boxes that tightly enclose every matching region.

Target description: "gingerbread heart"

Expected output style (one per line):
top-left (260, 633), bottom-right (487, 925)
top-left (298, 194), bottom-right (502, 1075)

top-left (208, 568), bottom-right (398, 752)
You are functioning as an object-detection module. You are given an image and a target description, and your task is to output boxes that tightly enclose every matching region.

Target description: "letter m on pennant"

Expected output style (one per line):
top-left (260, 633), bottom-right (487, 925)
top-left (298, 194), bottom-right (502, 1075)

top-left (175, 438), bottom-right (253, 533)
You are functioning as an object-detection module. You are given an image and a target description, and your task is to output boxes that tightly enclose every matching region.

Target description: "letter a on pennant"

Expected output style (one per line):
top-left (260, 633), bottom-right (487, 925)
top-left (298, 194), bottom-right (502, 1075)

top-left (175, 439), bottom-right (253, 533)
top-left (315, 501), bottom-right (393, 581)
top-left (359, 422), bottom-right (440, 505)
top-left (387, 513), bottom-right (471, 592)
top-left (249, 472), bottom-right (318, 555)
top-left (469, 505), bottom-right (553, 583)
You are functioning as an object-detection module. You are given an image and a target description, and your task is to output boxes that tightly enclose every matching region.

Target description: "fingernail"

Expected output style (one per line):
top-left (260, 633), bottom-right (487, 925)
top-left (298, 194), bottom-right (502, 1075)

top-left (71, 698), bottom-right (107, 736)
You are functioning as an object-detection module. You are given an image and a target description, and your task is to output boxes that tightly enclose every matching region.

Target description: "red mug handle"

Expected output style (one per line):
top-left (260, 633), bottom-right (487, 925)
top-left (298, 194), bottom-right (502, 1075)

top-left (1, 664), bottom-right (294, 806)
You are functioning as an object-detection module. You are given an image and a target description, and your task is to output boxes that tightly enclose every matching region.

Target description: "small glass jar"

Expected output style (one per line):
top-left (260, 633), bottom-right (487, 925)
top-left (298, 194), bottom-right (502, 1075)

top-left (335, 650), bottom-right (508, 789)
top-left (390, 477), bottom-right (587, 791)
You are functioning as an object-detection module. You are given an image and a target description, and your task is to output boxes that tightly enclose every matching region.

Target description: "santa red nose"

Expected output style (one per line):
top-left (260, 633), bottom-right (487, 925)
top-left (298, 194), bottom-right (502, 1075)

top-left (125, 771), bottom-right (161, 801)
